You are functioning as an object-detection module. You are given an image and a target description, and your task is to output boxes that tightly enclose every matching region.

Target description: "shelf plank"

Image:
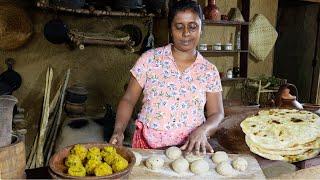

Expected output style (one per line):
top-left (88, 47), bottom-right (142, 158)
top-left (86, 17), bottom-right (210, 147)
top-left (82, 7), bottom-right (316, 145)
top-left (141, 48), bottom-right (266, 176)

top-left (221, 78), bottom-right (246, 82)
top-left (36, 2), bottom-right (154, 17)
top-left (198, 50), bottom-right (249, 53)
top-left (203, 20), bottom-right (249, 26)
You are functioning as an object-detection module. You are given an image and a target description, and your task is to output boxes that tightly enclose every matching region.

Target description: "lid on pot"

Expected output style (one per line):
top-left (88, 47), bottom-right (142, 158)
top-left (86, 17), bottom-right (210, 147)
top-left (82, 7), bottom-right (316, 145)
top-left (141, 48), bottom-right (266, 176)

top-left (66, 84), bottom-right (88, 95)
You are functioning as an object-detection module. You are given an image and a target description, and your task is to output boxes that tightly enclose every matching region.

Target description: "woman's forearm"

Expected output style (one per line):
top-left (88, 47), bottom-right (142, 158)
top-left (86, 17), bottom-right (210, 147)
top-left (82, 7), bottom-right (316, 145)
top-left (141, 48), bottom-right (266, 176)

top-left (201, 112), bottom-right (224, 137)
top-left (113, 98), bottom-right (135, 134)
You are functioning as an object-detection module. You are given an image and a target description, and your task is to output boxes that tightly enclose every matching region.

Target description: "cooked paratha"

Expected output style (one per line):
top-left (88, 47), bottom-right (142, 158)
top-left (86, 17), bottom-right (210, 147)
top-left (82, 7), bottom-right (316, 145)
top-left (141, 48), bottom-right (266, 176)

top-left (245, 135), bottom-right (309, 155)
top-left (246, 137), bottom-right (320, 162)
top-left (241, 109), bottom-right (320, 149)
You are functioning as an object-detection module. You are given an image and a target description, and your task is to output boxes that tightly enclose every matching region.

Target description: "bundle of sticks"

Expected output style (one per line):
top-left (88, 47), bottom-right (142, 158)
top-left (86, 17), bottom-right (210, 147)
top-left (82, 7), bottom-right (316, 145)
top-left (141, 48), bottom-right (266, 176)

top-left (26, 67), bottom-right (70, 169)
top-left (68, 29), bottom-right (134, 50)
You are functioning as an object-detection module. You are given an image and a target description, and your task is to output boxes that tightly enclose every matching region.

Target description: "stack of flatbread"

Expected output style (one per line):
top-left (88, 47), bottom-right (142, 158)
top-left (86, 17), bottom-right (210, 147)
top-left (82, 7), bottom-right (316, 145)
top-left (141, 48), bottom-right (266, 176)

top-left (240, 109), bottom-right (320, 162)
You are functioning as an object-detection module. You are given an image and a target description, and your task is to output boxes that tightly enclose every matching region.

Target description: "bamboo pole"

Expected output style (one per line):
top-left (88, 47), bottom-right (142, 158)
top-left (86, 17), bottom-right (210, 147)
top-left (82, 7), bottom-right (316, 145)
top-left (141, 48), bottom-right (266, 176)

top-left (36, 67), bottom-right (53, 167)
top-left (45, 69), bottom-right (70, 165)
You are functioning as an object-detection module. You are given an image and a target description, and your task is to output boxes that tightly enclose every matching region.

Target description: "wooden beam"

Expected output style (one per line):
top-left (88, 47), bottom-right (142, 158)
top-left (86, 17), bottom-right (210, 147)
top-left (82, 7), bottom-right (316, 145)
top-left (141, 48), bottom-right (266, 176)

top-left (240, 0), bottom-right (250, 78)
top-left (304, 0), bottom-right (320, 3)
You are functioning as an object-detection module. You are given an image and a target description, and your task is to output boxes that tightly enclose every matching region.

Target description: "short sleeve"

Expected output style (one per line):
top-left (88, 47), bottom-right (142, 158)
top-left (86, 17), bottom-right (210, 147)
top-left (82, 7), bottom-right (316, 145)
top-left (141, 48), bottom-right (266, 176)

top-left (130, 51), bottom-right (152, 88)
top-left (206, 64), bottom-right (223, 93)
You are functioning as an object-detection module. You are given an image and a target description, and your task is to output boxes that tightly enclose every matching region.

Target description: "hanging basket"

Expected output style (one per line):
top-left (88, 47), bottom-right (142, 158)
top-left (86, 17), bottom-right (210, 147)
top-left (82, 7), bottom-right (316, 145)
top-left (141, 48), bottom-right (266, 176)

top-left (249, 14), bottom-right (278, 61)
top-left (0, 3), bottom-right (33, 50)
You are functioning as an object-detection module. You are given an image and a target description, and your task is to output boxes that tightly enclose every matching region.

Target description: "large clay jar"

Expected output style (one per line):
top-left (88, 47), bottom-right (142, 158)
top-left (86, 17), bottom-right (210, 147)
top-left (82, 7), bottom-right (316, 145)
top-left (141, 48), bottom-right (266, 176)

top-left (204, 0), bottom-right (221, 21)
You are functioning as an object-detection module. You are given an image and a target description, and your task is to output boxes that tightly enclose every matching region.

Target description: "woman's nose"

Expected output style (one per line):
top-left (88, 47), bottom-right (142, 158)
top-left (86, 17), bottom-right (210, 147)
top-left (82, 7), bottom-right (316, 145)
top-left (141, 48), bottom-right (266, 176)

top-left (182, 27), bottom-right (190, 37)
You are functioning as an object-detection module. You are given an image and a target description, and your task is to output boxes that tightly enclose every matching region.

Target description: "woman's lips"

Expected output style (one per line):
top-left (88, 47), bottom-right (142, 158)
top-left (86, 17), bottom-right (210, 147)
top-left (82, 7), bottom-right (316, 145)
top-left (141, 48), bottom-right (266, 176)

top-left (180, 40), bottom-right (193, 46)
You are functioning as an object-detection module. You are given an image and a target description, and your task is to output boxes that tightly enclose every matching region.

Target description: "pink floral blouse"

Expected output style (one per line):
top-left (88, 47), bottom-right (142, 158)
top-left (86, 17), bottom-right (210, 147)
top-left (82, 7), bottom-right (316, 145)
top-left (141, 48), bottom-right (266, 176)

top-left (130, 44), bottom-right (222, 148)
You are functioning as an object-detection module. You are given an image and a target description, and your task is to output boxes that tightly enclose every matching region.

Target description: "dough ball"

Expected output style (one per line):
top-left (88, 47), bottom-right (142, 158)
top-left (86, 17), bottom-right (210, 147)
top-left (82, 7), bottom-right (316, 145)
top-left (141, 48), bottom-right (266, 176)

top-left (184, 153), bottom-right (204, 163)
top-left (171, 158), bottom-right (189, 173)
top-left (190, 159), bottom-right (209, 174)
top-left (133, 151), bottom-right (142, 166)
top-left (232, 157), bottom-right (248, 171)
top-left (212, 151), bottom-right (229, 164)
top-left (216, 161), bottom-right (236, 176)
top-left (145, 156), bottom-right (164, 170)
top-left (165, 146), bottom-right (182, 160)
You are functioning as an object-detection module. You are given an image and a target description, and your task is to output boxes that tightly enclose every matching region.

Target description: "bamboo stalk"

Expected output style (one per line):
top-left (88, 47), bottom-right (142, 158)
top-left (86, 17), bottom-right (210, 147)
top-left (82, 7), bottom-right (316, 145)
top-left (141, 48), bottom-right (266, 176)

top-left (45, 69), bottom-right (70, 165)
top-left (26, 134), bottom-right (38, 169)
top-left (49, 84), bottom-right (62, 115)
top-left (44, 95), bottom-right (62, 165)
top-left (35, 67), bottom-right (53, 167)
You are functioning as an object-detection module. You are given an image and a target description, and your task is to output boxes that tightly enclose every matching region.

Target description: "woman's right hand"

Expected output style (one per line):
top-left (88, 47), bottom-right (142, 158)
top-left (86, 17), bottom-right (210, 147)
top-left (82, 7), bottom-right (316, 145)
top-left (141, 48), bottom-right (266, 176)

top-left (109, 132), bottom-right (124, 146)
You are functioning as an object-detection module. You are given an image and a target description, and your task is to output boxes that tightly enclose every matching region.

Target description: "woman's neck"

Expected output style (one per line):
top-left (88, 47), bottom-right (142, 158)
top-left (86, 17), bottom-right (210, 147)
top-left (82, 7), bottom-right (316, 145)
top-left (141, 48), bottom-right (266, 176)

top-left (171, 45), bottom-right (197, 63)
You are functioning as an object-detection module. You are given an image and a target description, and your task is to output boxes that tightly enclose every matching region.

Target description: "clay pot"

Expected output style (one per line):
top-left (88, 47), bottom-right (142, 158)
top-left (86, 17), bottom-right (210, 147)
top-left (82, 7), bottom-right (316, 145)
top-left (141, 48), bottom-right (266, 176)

top-left (64, 101), bottom-right (86, 116)
top-left (275, 83), bottom-right (303, 109)
top-left (204, 0), bottom-right (221, 21)
top-left (65, 85), bottom-right (88, 104)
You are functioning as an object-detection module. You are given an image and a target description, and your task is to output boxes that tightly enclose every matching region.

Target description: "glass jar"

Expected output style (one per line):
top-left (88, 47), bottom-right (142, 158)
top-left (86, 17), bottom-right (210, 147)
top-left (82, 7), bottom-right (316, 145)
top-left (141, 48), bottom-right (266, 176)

top-left (213, 43), bottom-right (222, 50)
top-left (223, 43), bottom-right (233, 51)
top-left (199, 44), bottom-right (208, 51)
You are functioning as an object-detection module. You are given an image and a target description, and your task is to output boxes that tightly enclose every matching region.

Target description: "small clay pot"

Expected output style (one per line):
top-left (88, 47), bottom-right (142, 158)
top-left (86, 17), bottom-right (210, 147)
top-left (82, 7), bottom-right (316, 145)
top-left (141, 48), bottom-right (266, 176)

top-left (64, 102), bottom-right (86, 115)
top-left (65, 85), bottom-right (88, 104)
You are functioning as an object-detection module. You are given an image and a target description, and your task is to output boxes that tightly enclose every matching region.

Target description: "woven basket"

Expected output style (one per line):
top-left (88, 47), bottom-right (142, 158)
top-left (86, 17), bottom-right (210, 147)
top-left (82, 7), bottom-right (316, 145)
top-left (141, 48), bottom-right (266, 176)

top-left (249, 14), bottom-right (278, 61)
top-left (0, 3), bottom-right (33, 50)
top-left (228, 8), bottom-right (244, 22)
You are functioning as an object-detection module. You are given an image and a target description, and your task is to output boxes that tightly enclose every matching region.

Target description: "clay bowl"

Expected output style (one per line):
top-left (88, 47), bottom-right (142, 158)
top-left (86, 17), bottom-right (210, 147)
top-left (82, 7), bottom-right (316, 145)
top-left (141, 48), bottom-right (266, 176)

top-left (215, 109), bottom-right (260, 154)
top-left (302, 103), bottom-right (320, 112)
top-left (49, 142), bottom-right (136, 179)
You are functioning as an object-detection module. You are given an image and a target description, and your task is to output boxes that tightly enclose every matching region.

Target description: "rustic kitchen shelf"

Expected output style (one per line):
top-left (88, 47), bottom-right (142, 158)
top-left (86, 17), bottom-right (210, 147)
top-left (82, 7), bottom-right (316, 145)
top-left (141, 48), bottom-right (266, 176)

top-left (36, 2), bottom-right (154, 17)
top-left (221, 77), bottom-right (246, 82)
top-left (199, 50), bottom-right (249, 54)
top-left (203, 20), bottom-right (249, 26)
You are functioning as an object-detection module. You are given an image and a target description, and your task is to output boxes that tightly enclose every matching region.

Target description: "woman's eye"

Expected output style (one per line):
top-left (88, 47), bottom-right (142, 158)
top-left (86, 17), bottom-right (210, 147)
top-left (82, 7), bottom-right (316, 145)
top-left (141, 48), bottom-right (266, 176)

top-left (175, 24), bottom-right (183, 30)
top-left (189, 24), bottom-right (198, 30)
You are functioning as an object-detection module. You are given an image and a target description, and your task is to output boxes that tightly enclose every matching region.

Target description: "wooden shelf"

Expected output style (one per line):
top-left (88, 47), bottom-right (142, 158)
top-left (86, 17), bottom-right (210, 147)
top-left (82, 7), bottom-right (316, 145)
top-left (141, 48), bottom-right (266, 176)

top-left (199, 50), bottom-right (249, 53)
top-left (203, 20), bottom-right (249, 26)
top-left (221, 77), bottom-right (246, 82)
top-left (36, 2), bottom-right (154, 17)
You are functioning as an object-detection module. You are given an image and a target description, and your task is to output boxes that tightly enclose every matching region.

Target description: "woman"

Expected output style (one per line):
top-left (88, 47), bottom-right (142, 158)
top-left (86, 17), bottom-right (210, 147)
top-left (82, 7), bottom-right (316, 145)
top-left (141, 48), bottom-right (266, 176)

top-left (110, 0), bottom-right (224, 154)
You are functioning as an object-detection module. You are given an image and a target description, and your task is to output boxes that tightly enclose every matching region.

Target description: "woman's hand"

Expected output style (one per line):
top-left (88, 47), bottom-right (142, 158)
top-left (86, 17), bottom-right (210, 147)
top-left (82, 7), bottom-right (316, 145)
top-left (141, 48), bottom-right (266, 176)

top-left (180, 126), bottom-right (214, 155)
top-left (109, 132), bottom-right (124, 146)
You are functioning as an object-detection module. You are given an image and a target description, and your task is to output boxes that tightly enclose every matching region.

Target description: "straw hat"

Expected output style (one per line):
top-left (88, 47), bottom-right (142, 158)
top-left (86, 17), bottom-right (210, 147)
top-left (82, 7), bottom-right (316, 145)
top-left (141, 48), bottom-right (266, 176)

top-left (0, 3), bottom-right (33, 50)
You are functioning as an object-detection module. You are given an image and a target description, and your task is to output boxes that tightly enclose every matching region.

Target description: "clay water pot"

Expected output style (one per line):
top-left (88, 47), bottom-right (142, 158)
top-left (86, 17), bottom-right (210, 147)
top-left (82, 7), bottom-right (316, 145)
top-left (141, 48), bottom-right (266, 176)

top-left (204, 0), bottom-right (221, 21)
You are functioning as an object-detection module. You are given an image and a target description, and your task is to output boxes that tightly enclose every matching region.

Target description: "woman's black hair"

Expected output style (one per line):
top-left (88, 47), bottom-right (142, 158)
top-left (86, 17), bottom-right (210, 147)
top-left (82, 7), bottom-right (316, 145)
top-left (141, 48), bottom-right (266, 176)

top-left (168, 0), bottom-right (204, 28)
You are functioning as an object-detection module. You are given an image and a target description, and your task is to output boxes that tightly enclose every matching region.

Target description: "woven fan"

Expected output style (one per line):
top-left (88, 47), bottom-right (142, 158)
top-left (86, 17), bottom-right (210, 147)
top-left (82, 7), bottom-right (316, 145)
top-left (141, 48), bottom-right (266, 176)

top-left (249, 14), bottom-right (278, 61)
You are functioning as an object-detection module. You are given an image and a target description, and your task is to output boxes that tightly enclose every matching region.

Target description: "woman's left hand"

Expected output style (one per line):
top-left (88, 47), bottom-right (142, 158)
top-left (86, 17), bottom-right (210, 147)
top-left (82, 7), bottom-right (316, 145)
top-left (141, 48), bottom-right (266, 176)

top-left (180, 126), bottom-right (214, 155)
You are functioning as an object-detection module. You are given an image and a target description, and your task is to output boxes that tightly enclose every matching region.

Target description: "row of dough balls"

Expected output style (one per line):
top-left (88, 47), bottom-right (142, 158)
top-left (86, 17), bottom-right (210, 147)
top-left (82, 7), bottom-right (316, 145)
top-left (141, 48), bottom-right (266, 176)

top-left (133, 147), bottom-right (248, 176)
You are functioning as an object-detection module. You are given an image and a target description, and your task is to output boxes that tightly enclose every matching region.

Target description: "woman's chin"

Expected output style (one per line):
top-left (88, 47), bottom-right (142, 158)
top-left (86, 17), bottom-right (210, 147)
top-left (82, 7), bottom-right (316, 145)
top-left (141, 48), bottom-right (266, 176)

top-left (175, 44), bottom-right (197, 52)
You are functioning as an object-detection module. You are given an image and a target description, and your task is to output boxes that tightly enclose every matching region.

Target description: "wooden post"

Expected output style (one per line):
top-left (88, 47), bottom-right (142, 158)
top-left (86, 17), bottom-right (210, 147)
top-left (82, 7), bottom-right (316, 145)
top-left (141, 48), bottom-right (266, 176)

top-left (240, 0), bottom-right (250, 78)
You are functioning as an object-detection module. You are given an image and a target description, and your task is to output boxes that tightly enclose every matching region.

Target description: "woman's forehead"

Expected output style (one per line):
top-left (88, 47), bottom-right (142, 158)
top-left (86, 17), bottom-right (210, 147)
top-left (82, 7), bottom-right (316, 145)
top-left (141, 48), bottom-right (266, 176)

top-left (173, 9), bottom-right (200, 23)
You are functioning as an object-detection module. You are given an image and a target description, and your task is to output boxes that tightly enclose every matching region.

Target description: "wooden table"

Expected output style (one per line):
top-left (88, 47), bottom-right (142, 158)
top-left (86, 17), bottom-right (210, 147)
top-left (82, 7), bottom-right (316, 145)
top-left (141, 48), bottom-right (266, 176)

top-left (129, 148), bottom-right (266, 179)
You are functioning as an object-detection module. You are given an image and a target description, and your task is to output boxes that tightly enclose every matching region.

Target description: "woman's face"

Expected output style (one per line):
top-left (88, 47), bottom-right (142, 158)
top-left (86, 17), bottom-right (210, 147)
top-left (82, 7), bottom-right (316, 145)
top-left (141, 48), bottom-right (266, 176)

top-left (171, 9), bottom-right (202, 52)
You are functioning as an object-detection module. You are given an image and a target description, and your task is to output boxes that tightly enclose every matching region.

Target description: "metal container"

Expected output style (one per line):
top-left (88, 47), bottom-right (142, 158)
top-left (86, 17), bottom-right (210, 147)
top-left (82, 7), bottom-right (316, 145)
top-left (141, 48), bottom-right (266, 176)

top-left (199, 44), bottom-right (208, 51)
top-left (223, 43), bottom-right (233, 51)
top-left (213, 43), bottom-right (222, 50)
top-left (0, 95), bottom-right (18, 147)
